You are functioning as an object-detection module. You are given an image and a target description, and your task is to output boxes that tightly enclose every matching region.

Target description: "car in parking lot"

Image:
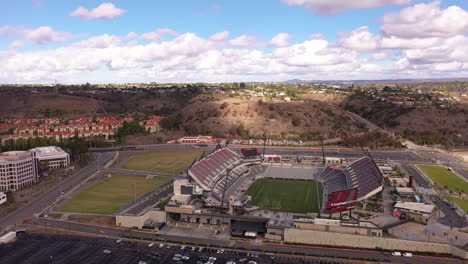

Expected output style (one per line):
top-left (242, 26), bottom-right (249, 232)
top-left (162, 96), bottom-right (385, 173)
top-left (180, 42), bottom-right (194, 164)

top-left (102, 249), bottom-right (111, 254)
top-left (403, 252), bottom-right (413, 257)
top-left (391, 251), bottom-right (401, 256)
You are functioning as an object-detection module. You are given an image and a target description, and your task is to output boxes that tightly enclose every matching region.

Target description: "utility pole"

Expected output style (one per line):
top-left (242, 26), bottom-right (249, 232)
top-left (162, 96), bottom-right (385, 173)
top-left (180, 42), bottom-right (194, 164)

top-left (320, 137), bottom-right (326, 166)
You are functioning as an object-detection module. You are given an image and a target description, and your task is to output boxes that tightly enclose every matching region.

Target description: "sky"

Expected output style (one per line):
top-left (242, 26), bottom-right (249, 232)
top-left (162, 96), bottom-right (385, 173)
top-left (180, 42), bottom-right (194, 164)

top-left (1, 0), bottom-right (468, 83)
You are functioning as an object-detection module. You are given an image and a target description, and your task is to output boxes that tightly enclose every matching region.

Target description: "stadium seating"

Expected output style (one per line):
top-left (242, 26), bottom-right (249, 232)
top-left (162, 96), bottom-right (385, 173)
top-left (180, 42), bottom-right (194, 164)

top-left (320, 167), bottom-right (348, 193)
top-left (188, 148), bottom-right (242, 190)
top-left (321, 157), bottom-right (384, 201)
top-left (343, 157), bottom-right (383, 200)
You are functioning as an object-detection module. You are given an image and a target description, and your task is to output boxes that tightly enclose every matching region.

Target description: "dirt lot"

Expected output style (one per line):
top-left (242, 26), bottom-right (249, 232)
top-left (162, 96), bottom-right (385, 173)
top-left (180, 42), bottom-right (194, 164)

top-left (66, 214), bottom-right (115, 227)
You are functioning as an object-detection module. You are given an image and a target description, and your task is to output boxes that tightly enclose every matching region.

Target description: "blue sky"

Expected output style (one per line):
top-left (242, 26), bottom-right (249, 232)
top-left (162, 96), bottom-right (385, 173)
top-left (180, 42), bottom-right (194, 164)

top-left (1, 0), bottom-right (468, 83)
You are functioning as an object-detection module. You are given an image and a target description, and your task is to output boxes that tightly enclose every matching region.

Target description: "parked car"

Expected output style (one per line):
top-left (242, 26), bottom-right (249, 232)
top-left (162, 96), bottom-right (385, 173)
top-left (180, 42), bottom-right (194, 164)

top-left (403, 252), bottom-right (413, 257)
top-left (392, 251), bottom-right (401, 256)
top-left (102, 249), bottom-right (111, 254)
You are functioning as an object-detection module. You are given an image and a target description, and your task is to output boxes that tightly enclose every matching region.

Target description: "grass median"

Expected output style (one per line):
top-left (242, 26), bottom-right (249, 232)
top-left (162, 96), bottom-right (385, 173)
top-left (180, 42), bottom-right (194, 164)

top-left (417, 165), bottom-right (468, 193)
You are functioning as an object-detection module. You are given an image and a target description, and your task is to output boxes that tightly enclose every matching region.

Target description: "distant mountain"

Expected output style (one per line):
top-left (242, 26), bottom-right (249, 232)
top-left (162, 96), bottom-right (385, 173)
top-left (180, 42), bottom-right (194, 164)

top-left (284, 79), bottom-right (309, 83)
top-left (284, 78), bottom-right (468, 84)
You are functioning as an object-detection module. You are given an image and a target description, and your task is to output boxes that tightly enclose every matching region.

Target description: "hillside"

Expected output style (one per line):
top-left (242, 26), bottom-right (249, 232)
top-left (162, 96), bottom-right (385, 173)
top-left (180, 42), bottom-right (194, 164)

top-left (0, 89), bottom-right (186, 118)
top-left (176, 96), bottom-right (366, 140)
top-left (344, 98), bottom-right (468, 146)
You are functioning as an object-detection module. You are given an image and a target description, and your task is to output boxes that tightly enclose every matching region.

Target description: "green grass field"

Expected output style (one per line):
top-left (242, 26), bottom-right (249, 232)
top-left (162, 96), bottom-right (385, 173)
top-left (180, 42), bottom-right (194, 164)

top-left (245, 179), bottom-right (323, 213)
top-left (444, 196), bottom-right (468, 213)
top-left (60, 173), bottom-right (171, 215)
top-left (122, 151), bottom-right (205, 174)
top-left (417, 165), bottom-right (468, 193)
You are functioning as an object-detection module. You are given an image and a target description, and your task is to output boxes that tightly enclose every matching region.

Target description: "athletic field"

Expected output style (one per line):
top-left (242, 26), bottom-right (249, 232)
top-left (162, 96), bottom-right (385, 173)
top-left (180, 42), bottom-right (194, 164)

top-left (417, 165), bottom-right (468, 193)
top-left (444, 196), bottom-right (468, 213)
top-left (60, 173), bottom-right (171, 215)
top-left (245, 179), bottom-right (323, 213)
top-left (122, 151), bottom-right (205, 174)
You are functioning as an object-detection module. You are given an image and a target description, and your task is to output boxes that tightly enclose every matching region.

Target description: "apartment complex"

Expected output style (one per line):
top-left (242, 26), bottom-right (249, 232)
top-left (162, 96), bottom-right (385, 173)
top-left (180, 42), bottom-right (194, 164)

top-left (0, 116), bottom-right (162, 144)
top-left (0, 146), bottom-right (69, 191)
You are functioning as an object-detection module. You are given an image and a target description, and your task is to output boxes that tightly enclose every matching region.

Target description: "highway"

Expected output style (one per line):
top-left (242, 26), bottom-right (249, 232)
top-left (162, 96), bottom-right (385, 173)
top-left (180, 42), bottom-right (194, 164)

top-left (27, 217), bottom-right (465, 264)
top-left (0, 152), bottom-right (116, 230)
top-left (91, 143), bottom-right (431, 163)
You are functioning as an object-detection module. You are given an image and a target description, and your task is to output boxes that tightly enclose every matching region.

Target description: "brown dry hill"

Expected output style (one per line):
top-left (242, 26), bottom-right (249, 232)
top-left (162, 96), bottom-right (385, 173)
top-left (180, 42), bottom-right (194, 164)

top-left (177, 96), bottom-right (366, 139)
top-left (344, 98), bottom-right (468, 146)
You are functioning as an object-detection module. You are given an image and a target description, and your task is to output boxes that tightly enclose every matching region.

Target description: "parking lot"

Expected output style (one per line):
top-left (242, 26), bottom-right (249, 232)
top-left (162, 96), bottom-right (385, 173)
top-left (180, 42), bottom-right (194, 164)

top-left (0, 233), bottom-right (349, 264)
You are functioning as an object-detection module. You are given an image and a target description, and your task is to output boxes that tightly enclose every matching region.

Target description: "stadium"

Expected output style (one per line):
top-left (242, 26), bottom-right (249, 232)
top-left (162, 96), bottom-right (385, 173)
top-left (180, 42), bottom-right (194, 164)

top-left (161, 144), bottom-right (385, 240)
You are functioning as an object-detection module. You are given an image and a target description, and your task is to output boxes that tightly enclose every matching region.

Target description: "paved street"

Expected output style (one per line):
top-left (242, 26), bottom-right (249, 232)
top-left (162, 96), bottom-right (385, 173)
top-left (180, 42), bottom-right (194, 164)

top-left (0, 152), bottom-right (116, 230)
top-left (91, 143), bottom-right (432, 163)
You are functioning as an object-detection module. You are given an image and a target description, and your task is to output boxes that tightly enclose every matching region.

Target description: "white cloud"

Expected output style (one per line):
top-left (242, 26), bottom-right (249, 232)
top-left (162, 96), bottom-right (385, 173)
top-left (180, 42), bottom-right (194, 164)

top-left (73, 34), bottom-right (122, 49)
top-left (70, 3), bottom-right (127, 20)
top-left (309, 33), bottom-right (326, 39)
top-left (280, 0), bottom-right (412, 15)
top-left (209, 31), bottom-right (230, 42)
top-left (381, 1), bottom-right (468, 38)
top-left (11, 26), bottom-right (73, 48)
top-left (336, 26), bottom-right (380, 52)
top-left (228, 34), bottom-right (263, 48)
top-left (123, 32), bottom-right (138, 40)
top-left (268, 33), bottom-right (292, 47)
top-left (140, 28), bottom-right (179, 41)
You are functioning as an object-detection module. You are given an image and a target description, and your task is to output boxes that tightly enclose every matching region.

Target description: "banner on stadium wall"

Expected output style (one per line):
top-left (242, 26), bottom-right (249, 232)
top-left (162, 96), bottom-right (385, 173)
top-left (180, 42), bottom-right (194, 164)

top-left (324, 188), bottom-right (359, 214)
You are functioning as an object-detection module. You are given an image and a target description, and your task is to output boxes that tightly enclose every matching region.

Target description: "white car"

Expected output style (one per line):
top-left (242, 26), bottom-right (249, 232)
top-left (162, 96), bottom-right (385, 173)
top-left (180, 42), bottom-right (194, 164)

top-left (159, 243), bottom-right (164, 248)
top-left (102, 249), bottom-right (111, 254)
top-left (392, 251), bottom-right (401, 256)
top-left (403, 252), bottom-right (413, 257)
top-left (148, 243), bottom-right (154, 247)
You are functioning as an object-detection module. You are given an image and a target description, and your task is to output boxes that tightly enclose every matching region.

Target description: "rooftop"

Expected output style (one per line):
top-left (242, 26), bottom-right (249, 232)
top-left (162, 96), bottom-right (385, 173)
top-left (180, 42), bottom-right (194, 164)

top-left (394, 202), bottom-right (435, 214)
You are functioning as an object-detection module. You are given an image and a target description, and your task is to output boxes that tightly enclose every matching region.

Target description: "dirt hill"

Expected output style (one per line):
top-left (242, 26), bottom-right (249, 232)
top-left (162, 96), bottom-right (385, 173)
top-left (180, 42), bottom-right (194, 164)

top-left (344, 98), bottom-right (468, 146)
top-left (177, 96), bottom-right (366, 140)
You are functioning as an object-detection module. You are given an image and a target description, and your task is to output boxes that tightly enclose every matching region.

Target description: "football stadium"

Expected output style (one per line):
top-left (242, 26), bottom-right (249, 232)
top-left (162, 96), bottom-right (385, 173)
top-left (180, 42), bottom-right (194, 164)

top-left (140, 144), bottom-right (386, 240)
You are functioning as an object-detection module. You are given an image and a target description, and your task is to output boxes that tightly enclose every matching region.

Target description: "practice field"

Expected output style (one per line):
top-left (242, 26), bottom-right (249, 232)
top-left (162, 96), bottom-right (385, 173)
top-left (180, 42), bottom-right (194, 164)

top-left (444, 196), bottom-right (468, 213)
top-left (245, 179), bottom-right (323, 213)
top-left (60, 173), bottom-right (171, 215)
top-left (122, 151), bottom-right (205, 174)
top-left (417, 165), bottom-right (468, 193)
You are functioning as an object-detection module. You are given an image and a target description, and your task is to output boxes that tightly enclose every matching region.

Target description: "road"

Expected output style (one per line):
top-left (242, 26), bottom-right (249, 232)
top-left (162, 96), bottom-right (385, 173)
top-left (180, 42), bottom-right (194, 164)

top-left (104, 168), bottom-right (184, 179)
top-left (91, 143), bottom-right (431, 163)
top-left (27, 217), bottom-right (465, 264)
top-left (0, 152), bottom-right (116, 230)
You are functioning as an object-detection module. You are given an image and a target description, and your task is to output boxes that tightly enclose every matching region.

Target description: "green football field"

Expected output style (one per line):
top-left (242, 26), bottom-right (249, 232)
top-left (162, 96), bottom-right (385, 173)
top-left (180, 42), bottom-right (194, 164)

top-left (417, 165), bottom-right (468, 193)
top-left (245, 178), bottom-right (323, 213)
top-left (444, 196), bottom-right (468, 213)
top-left (122, 151), bottom-right (205, 174)
top-left (60, 173), bottom-right (171, 215)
